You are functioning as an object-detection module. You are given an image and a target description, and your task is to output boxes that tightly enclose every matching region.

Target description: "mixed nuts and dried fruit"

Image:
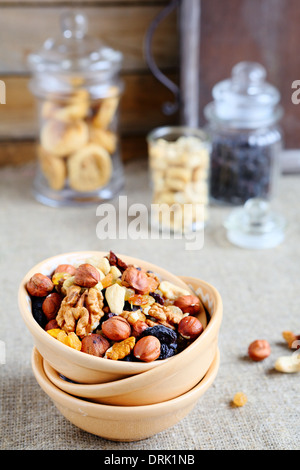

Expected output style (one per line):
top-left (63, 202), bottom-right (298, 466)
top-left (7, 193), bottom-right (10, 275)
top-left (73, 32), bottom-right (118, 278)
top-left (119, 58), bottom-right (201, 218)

top-left (26, 251), bottom-right (207, 362)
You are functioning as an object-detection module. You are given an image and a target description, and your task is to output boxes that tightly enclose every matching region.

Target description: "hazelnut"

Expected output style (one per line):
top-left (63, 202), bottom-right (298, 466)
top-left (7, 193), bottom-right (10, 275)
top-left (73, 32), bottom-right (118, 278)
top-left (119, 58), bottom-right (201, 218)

top-left (133, 336), bottom-right (161, 362)
top-left (27, 273), bottom-right (54, 297)
top-left (101, 316), bottom-right (131, 341)
top-left (42, 292), bottom-right (62, 320)
top-left (81, 334), bottom-right (110, 357)
top-left (248, 340), bottom-right (271, 361)
top-left (178, 316), bottom-right (203, 340)
top-left (54, 264), bottom-right (77, 276)
top-left (174, 295), bottom-right (201, 315)
top-left (45, 319), bottom-right (59, 331)
top-left (74, 263), bottom-right (101, 288)
top-left (131, 320), bottom-right (149, 338)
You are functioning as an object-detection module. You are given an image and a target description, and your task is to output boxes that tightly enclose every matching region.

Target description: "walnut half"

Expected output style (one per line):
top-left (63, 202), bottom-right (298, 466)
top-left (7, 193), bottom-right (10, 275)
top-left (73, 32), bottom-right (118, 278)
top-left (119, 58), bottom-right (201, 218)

top-left (147, 303), bottom-right (183, 330)
top-left (56, 285), bottom-right (105, 338)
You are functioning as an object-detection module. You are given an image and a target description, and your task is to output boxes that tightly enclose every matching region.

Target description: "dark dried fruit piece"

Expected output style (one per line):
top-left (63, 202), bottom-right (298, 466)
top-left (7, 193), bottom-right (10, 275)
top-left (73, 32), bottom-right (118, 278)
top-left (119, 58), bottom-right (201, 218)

top-left (140, 324), bottom-right (177, 345)
top-left (107, 251), bottom-right (128, 272)
top-left (31, 296), bottom-right (47, 328)
top-left (150, 292), bottom-right (164, 305)
top-left (159, 343), bottom-right (177, 359)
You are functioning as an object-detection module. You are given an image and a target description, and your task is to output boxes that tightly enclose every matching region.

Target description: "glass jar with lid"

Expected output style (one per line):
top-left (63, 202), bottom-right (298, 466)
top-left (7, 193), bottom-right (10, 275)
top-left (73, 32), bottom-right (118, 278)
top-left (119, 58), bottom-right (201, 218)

top-left (204, 62), bottom-right (283, 206)
top-left (28, 11), bottom-right (124, 206)
top-left (147, 126), bottom-right (211, 233)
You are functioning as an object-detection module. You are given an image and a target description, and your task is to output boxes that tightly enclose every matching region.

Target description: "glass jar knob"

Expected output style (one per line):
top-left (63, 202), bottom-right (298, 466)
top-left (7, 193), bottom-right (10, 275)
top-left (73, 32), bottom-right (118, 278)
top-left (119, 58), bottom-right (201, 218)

top-left (231, 62), bottom-right (266, 94)
top-left (61, 11), bottom-right (88, 39)
top-left (224, 197), bottom-right (286, 249)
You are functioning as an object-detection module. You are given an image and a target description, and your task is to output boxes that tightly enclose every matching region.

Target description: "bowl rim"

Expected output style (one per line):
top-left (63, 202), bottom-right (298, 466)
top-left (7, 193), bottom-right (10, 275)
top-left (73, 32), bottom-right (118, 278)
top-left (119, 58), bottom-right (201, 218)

top-left (32, 346), bottom-right (220, 418)
top-left (19, 251), bottom-right (222, 372)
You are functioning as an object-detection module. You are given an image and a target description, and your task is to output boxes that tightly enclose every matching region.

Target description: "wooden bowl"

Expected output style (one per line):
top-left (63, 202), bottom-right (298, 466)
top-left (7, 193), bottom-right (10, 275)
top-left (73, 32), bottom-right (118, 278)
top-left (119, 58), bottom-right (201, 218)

top-left (42, 275), bottom-right (222, 406)
top-left (18, 251), bottom-right (195, 384)
top-left (32, 346), bottom-right (220, 442)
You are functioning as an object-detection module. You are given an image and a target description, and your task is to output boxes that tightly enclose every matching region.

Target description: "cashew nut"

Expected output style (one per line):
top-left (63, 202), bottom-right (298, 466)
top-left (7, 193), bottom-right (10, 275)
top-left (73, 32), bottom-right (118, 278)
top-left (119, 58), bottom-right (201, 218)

top-left (274, 353), bottom-right (300, 373)
top-left (158, 280), bottom-right (190, 300)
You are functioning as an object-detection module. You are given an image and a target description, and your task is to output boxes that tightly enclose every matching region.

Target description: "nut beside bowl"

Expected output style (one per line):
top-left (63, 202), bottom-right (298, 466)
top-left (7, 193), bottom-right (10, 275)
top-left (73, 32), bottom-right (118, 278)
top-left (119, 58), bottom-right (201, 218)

top-left (32, 346), bottom-right (220, 442)
top-left (42, 275), bottom-right (222, 406)
top-left (19, 251), bottom-right (199, 384)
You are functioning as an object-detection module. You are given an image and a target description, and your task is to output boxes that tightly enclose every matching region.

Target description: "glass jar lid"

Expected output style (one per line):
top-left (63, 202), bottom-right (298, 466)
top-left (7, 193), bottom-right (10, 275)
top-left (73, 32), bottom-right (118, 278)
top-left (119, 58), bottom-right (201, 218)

top-left (205, 62), bottom-right (283, 129)
top-left (224, 198), bottom-right (286, 249)
top-left (27, 11), bottom-right (123, 98)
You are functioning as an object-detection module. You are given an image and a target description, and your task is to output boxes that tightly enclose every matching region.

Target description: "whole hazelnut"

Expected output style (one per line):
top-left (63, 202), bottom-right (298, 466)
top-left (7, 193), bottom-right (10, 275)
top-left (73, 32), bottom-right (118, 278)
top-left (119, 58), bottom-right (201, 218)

top-left (45, 319), bottom-right (59, 331)
top-left (248, 340), bottom-right (271, 361)
top-left (178, 316), bottom-right (203, 340)
top-left (101, 316), bottom-right (131, 341)
top-left (174, 295), bottom-right (201, 315)
top-left (54, 264), bottom-right (77, 276)
top-left (131, 320), bottom-right (149, 338)
top-left (26, 273), bottom-right (54, 297)
top-left (81, 334), bottom-right (110, 357)
top-left (42, 292), bottom-right (62, 320)
top-left (74, 263), bottom-right (101, 288)
top-left (133, 336), bottom-right (161, 362)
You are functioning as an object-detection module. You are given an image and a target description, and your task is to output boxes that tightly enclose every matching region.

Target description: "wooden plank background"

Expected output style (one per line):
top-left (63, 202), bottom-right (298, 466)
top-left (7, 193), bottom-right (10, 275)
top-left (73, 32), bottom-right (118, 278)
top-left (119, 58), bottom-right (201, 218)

top-left (199, 0), bottom-right (300, 150)
top-left (0, 1), bottom-right (179, 165)
top-left (1, 0), bottom-right (300, 167)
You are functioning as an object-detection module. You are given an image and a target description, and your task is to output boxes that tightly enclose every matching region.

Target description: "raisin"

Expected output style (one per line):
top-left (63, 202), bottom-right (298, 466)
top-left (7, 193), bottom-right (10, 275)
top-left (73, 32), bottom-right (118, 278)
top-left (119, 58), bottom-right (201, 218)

top-left (31, 295), bottom-right (47, 328)
top-left (149, 292), bottom-right (164, 305)
top-left (140, 325), bottom-right (177, 346)
top-left (159, 343), bottom-right (177, 360)
top-left (106, 251), bottom-right (128, 272)
top-left (123, 300), bottom-right (140, 312)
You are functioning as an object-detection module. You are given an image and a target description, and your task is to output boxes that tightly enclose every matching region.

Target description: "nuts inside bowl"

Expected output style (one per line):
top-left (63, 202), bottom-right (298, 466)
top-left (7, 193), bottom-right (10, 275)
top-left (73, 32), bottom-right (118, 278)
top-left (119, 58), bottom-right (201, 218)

top-left (23, 251), bottom-right (211, 365)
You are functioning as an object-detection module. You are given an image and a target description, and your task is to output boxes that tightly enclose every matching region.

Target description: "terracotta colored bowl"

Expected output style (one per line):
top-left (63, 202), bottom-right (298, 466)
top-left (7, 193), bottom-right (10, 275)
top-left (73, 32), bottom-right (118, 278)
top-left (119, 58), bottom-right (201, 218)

top-left (18, 251), bottom-right (196, 384)
top-left (32, 347), bottom-right (220, 442)
top-left (42, 275), bottom-right (222, 406)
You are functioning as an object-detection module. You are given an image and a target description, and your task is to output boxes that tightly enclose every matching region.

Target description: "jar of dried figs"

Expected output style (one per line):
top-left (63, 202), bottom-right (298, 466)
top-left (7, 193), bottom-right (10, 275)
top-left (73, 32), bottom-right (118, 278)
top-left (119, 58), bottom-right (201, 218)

top-left (27, 11), bottom-right (124, 206)
top-left (147, 126), bottom-right (211, 233)
top-left (204, 62), bottom-right (283, 206)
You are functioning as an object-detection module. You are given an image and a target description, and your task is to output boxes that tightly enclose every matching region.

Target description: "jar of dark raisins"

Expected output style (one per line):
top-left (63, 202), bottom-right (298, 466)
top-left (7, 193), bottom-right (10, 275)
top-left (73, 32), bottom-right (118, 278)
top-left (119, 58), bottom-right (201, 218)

top-left (204, 62), bottom-right (283, 206)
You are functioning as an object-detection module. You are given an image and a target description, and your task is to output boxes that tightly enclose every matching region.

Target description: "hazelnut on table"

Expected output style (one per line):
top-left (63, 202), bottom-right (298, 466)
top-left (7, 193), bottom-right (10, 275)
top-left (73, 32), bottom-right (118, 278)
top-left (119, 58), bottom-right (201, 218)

top-left (248, 340), bottom-right (271, 361)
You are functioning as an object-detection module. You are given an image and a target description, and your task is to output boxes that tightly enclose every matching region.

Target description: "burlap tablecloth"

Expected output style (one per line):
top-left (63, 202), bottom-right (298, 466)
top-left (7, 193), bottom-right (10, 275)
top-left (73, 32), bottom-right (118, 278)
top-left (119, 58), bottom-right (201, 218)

top-left (0, 158), bottom-right (299, 450)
